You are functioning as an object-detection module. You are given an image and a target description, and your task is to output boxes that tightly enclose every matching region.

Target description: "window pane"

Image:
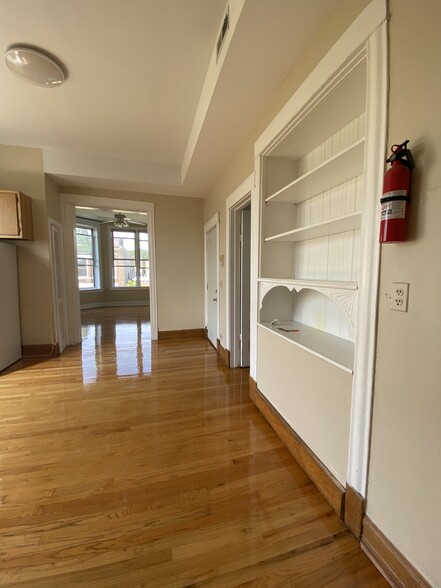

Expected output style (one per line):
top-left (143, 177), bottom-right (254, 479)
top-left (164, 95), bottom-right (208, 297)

top-left (76, 228), bottom-right (93, 256)
top-left (113, 232), bottom-right (135, 260)
top-left (112, 229), bottom-right (148, 288)
top-left (140, 261), bottom-right (149, 286)
top-left (76, 227), bottom-right (93, 237)
top-left (140, 233), bottom-right (149, 261)
top-left (113, 261), bottom-right (137, 287)
top-left (77, 258), bottom-right (95, 289)
top-left (112, 230), bottom-right (135, 239)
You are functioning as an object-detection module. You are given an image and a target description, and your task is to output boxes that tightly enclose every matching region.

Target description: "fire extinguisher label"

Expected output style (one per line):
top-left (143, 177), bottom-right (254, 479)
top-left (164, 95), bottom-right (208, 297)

top-left (382, 189), bottom-right (407, 200)
top-left (381, 199), bottom-right (406, 220)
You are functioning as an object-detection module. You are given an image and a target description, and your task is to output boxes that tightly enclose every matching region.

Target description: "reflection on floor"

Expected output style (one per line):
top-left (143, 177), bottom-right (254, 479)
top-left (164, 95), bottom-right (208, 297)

top-left (81, 306), bottom-right (151, 383)
top-left (0, 306), bottom-right (388, 586)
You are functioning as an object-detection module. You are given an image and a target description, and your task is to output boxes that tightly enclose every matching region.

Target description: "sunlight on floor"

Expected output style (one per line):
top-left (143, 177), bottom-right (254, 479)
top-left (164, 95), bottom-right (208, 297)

top-left (81, 307), bottom-right (152, 383)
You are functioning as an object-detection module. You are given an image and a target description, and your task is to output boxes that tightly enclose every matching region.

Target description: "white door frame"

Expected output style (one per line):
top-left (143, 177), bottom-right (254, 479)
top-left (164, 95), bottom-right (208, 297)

top-left (204, 213), bottom-right (219, 346)
top-left (48, 218), bottom-right (68, 353)
top-left (60, 194), bottom-right (158, 342)
top-left (226, 174), bottom-right (254, 367)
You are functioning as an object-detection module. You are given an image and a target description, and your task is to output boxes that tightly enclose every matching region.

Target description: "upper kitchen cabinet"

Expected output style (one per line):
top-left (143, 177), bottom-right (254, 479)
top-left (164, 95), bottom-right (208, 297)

top-left (0, 190), bottom-right (34, 240)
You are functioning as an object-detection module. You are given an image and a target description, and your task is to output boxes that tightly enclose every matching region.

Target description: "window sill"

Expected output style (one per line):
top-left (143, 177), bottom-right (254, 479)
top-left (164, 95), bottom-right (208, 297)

top-left (110, 286), bottom-right (149, 291)
top-left (79, 288), bottom-right (104, 293)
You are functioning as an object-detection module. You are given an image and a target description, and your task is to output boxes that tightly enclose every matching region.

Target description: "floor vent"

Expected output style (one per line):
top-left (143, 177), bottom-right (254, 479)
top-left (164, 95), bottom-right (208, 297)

top-left (216, 6), bottom-right (229, 62)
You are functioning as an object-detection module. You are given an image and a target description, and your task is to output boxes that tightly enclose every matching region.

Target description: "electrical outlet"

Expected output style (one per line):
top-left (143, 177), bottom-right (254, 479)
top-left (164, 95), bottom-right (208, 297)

top-left (390, 282), bottom-right (409, 312)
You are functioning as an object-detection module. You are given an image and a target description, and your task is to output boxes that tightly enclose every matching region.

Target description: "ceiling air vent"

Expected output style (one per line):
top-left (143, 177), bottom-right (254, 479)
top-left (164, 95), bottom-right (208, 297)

top-left (216, 6), bottom-right (229, 62)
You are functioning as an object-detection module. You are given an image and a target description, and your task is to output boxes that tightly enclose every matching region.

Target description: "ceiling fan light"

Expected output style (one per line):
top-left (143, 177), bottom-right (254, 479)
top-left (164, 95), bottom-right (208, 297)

top-left (5, 46), bottom-right (64, 87)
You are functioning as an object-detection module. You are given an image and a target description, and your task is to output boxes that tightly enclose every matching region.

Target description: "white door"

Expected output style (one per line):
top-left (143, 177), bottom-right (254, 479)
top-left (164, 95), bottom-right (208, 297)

top-left (206, 226), bottom-right (218, 347)
top-left (240, 208), bottom-right (251, 366)
top-left (49, 220), bottom-right (68, 353)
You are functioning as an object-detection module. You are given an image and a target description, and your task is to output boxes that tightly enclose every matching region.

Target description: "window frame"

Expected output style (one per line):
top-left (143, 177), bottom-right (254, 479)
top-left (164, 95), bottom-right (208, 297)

top-left (75, 221), bottom-right (102, 291)
top-left (109, 226), bottom-right (149, 290)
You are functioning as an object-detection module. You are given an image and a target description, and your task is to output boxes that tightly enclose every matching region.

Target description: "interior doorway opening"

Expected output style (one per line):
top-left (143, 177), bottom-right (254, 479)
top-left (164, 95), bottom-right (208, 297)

top-left (228, 196), bottom-right (252, 368)
top-left (60, 194), bottom-right (158, 347)
top-left (204, 213), bottom-right (219, 349)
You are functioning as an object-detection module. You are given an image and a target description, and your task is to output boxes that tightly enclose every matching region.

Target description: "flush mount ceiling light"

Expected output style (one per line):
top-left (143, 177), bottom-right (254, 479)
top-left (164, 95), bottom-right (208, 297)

top-left (5, 46), bottom-right (64, 87)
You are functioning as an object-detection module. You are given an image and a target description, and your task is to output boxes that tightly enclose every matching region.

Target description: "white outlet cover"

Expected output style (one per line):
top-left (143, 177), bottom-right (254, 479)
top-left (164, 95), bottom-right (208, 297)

top-left (391, 282), bottom-right (409, 312)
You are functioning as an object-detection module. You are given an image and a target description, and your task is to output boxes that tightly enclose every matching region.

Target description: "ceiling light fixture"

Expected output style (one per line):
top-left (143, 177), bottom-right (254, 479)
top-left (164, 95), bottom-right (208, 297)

top-left (5, 46), bottom-right (65, 88)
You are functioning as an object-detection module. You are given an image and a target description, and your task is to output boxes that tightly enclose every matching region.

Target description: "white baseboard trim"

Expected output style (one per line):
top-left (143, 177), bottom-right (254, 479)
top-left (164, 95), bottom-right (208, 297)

top-left (80, 302), bottom-right (150, 310)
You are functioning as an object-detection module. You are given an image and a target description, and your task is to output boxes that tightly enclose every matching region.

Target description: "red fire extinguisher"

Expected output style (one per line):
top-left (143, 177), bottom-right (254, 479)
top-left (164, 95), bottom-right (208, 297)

top-left (379, 140), bottom-right (415, 243)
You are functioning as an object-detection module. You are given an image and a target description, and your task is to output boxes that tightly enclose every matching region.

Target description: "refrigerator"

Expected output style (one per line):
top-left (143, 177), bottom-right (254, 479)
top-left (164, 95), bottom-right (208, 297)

top-left (0, 241), bottom-right (21, 371)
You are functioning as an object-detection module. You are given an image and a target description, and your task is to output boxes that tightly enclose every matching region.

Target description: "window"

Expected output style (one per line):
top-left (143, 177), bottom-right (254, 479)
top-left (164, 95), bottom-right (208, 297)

top-left (111, 229), bottom-right (149, 288)
top-left (76, 225), bottom-right (100, 289)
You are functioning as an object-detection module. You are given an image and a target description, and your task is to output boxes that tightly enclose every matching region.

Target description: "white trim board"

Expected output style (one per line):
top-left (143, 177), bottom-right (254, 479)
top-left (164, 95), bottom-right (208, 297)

top-left (347, 21), bottom-right (388, 496)
top-left (204, 212), bottom-right (220, 344)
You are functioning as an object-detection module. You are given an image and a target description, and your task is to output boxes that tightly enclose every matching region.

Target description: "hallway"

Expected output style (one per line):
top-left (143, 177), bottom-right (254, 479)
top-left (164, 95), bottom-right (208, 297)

top-left (0, 308), bottom-right (387, 586)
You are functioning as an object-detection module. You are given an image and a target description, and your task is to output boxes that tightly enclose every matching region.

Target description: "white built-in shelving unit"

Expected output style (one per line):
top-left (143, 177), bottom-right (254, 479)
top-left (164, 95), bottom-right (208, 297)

top-left (258, 58), bottom-right (367, 372)
top-left (252, 0), bottom-right (387, 492)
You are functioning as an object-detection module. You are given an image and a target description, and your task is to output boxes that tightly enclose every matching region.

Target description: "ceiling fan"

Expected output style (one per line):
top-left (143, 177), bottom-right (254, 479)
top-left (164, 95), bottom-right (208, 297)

top-left (101, 212), bottom-right (146, 228)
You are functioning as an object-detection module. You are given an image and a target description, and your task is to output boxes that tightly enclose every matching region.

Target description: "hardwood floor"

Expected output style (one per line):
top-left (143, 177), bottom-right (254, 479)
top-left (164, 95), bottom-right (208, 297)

top-left (0, 307), bottom-right (388, 587)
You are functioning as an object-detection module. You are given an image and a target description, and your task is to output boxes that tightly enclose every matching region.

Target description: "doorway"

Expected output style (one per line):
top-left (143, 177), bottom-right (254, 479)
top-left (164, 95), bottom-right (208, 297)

top-left (60, 194), bottom-right (158, 346)
top-left (229, 199), bottom-right (251, 367)
top-left (48, 218), bottom-right (68, 353)
top-left (204, 213), bottom-right (219, 349)
top-left (225, 174), bottom-right (255, 369)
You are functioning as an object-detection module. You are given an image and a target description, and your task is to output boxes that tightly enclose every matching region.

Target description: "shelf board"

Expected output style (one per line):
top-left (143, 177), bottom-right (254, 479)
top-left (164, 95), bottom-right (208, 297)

top-left (265, 138), bottom-right (365, 205)
top-left (265, 211), bottom-right (362, 243)
top-left (258, 321), bottom-right (354, 373)
top-left (258, 278), bottom-right (358, 291)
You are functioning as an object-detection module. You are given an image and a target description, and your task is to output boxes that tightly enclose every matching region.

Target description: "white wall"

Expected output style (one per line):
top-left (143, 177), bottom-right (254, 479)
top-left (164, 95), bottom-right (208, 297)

top-left (203, 0), bottom-right (371, 347)
top-left (366, 2), bottom-right (441, 585)
top-left (0, 146), bottom-right (54, 345)
top-left (203, 0), bottom-right (440, 584)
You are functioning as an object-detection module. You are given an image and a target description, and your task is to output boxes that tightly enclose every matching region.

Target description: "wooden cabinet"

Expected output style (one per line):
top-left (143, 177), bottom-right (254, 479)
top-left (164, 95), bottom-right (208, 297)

top-left (0, 190), bottom-right (34, 240)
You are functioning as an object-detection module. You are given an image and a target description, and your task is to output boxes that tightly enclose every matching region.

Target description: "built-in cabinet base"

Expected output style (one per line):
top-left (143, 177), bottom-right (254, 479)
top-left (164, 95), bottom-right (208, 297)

top-left (249, 375), bottom-right (431, 588)
top-left (249, 376), bottom-right (345, 519)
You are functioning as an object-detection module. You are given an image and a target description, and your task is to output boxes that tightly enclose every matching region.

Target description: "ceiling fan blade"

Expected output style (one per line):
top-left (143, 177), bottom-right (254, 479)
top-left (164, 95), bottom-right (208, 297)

top-left (127, 220), bottom-right (147, 226)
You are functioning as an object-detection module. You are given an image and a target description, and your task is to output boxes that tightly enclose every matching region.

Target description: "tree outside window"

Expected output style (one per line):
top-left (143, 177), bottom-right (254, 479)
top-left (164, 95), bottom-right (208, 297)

top-left (112, 229), bottom-right (149, 288)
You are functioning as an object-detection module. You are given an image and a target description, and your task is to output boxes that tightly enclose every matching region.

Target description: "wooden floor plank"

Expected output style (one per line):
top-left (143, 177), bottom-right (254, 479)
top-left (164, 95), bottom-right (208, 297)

top-left (0, 307), bottom-right (388, 587)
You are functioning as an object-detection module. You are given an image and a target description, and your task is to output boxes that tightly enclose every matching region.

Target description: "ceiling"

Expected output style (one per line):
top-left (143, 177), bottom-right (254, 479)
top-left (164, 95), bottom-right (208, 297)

top-left (0, 0), bottom-right (341, 197)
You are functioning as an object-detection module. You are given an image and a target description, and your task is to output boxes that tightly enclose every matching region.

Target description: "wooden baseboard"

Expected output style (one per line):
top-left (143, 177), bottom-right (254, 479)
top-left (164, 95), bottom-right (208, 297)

top-left (344, 484), bottom-right (366, 540)
top-left (361, 516), bottom-right (431, 588)
top-left (158, 329), bottom-right (205, 341)
top-left (249, 375), bottom-right (258, 401)
top-left (249, 381), bottom-right (345, 519)
top-left (22, 344), bottom-right (59, 358)
top-left (216, 339), bottom-right (230, 367)
top-left (80, 302), bottom-right (149, 310)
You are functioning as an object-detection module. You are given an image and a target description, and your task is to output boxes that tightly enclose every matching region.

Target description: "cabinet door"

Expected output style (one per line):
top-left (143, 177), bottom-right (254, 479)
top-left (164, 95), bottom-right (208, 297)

top-left (0, 192), bottom-right (20, 237)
